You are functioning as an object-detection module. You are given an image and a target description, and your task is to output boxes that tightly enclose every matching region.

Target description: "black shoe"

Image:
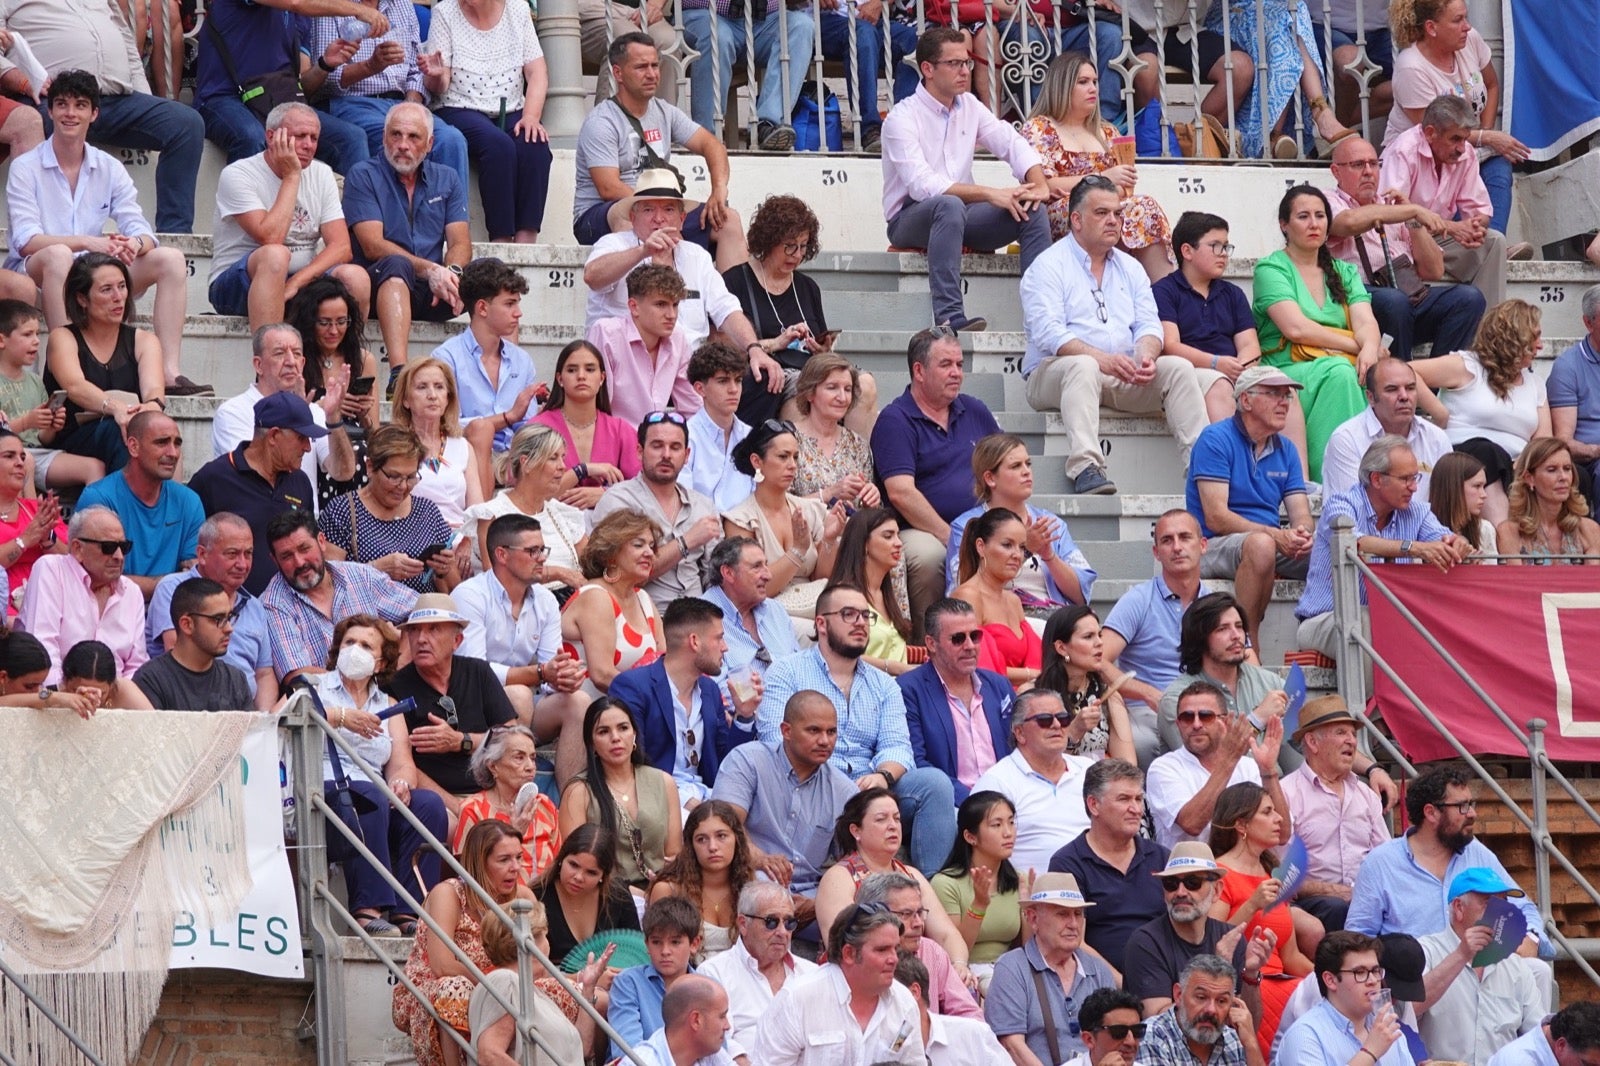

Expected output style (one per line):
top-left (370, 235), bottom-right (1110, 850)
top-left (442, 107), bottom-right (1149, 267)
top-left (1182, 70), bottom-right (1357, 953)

top-left (861, 126), bottom-right (882, 153)
top-left (385, 365), bottom-right (402, 400)
top-left (940, 315), bottom-right (988, 333)
top-left (757, 120), bottom-right (796, 151)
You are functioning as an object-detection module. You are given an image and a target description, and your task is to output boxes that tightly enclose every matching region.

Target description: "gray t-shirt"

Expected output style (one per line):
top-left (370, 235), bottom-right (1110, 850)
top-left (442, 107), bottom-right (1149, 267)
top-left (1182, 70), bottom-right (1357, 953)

top-left (572, 98), bottom-right (701, 220)
top-left (132, 652), bottom-right (254, 712)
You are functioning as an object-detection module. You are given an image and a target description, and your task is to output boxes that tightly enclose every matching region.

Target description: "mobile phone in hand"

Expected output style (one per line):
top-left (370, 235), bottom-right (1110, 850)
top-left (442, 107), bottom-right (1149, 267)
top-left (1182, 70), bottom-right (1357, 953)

top-left (348, 376), bottom-right (376, 396)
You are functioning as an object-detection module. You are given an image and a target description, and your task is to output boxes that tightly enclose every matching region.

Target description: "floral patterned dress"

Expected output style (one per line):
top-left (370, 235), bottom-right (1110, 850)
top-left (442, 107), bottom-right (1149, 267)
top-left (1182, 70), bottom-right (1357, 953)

top-left (392, 880), bottom-right (494, 1066)
top-left (1023, 117), bottom-right (1175, 250)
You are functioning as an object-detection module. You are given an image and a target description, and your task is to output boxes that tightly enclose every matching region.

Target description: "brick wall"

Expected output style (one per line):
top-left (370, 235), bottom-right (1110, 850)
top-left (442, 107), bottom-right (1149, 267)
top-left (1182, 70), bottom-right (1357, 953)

top-left (136, 970), bottom-right (317, 1066)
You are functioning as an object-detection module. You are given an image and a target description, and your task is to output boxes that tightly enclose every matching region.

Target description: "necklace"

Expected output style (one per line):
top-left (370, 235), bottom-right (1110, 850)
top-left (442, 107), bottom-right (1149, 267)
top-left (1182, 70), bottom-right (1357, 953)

top-left (566, 415), bottom-right (598, 431)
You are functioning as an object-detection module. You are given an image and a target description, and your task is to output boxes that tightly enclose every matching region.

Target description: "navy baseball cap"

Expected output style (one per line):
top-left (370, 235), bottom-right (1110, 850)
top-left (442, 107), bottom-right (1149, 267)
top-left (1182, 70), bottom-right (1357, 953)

top-left (254, 392), bottom-right (329, 438)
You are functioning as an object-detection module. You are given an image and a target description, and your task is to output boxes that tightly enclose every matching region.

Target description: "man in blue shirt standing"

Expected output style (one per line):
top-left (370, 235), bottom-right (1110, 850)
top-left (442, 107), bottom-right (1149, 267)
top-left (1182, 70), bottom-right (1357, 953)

top-left (343, 103), bottom-right (472, 387)
top-left (77, 410), bottom-right (204, 600)
top-left (1186, 364), bottom-right (1313, 653)
top-left (1295, 435), bottom-right (1469, 661)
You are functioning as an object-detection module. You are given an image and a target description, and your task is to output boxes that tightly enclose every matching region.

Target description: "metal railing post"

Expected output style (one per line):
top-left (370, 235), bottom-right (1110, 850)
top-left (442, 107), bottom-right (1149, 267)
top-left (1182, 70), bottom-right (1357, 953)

top-left (1529, 717), bottom-right (1554, 948)
top-left (1330, 515), bottom-right (1369, 711)
top-left (513, 899), bottom-right (537, 1066)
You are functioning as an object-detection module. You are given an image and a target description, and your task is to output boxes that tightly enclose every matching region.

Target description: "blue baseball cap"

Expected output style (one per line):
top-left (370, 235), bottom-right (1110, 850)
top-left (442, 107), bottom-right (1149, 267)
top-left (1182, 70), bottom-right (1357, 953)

top-left (254, 392), bottom-right (329, 438)
top-left (1447, 867), bottom-right (1525, 902)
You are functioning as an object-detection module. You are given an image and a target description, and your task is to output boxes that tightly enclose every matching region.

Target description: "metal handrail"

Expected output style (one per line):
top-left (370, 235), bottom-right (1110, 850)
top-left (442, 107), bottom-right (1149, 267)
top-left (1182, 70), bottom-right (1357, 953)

top-left (283, 691), bottom-right (650, 1066)
top-left (0, 954), bottom-right (106, 1066)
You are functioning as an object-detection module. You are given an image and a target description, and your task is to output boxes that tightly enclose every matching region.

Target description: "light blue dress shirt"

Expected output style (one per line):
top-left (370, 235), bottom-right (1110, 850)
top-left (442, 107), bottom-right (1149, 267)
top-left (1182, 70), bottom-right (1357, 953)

top-left (5, 140), bottom-right (154, 271)
top-left (431, 330), bottom-right (537, 452)
top-left (1295, 484), bottom-right (1452, 621)
top-left (686, 409), bottom-right (754, 511)
top-left (452, 570), bottom-right (562, 685)
top-left (1346, 834), bottom-right (1545, 952)
top-left (1020, 233), bottom-right (1163, 377)
top-left (754, 646), bottom-right (915, 776)
top-left (1277, 997), bottom-right (1418, 1066)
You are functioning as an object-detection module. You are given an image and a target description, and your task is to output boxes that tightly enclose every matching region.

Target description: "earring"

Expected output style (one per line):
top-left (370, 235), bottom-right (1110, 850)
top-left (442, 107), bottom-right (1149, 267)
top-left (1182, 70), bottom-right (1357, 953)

top-left (753, 467), bottom-right (765, 484)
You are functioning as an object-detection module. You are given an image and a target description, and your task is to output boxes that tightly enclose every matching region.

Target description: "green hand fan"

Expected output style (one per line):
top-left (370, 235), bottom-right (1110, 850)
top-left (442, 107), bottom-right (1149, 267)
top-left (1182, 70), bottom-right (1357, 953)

top-left (561, 928), bottom-right (649, 973)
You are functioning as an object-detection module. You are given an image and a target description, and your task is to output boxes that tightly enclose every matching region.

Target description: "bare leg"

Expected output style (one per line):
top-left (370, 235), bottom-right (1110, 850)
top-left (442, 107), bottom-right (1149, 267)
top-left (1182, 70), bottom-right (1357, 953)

top-left (330, 264), bottom-right (372, 320)
top-left (843, 371), bottom-right (879, 437)
top-left (534, 690), bottom-right (593, 788)
top-left (709, 207), bottom-right (747, 273)
top-left (1284, 398), bottom-right (1311, 482)
top-left (0, 104), bottom-right (44, 155)
top-left (515, 229), bottom-right (540, 244)
top-left (1297, 40), bottom-right (1353, 143)
top-left (129, 247), bottom-right (189, 383)
top-left (1483, 483), bottom-right (1510, 527)
top-left (505, 684), bottom-right (535, 728)
top-left (375, 277), bottom-right (414, 371)
top-left (245, 245), bottom-right (291, 330)
top-left (26, 246), bottom-right (76, 328)
top-left (20, 452), bottom-right (35, 499)
top-left (0, 268), bottom-right (37, 307)
top-left (1293, 904), bottom-right (1326, 959)
top-left (965, 27), bottom-right (1001, 113)
top-left (465, 419), bottom-right (499, 498)
top-left (1128, 241), bottom-right (1175, 284)
top-left (1201, 52), bottom-right (1254, 127)
top-left (45, 455), bottom-right (107, 492)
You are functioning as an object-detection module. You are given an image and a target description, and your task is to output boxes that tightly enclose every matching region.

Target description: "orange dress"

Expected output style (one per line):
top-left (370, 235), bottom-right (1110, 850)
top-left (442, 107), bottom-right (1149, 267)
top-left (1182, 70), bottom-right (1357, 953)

top-left (391, 880), bottom-right (492, 1066)
top-left (1022, 116), bottom-right (1175, 249)
top-left (450, 790), bottom-right (561, 883)
top-left (977, 620), bottom-right (1042, 677)
top-left (1218, 864), bottom-right (1305, 1052)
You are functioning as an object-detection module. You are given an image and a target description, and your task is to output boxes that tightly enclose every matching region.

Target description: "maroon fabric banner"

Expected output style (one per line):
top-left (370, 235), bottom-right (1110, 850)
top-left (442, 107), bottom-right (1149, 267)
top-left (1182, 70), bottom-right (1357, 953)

top-left (1368, 565), bottom-right (1600, 762)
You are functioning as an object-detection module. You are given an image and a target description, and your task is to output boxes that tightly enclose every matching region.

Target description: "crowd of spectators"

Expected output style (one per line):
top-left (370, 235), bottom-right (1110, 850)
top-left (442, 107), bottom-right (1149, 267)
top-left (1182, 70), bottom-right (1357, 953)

top-left (0, 5), bottom-right (1592, 1065)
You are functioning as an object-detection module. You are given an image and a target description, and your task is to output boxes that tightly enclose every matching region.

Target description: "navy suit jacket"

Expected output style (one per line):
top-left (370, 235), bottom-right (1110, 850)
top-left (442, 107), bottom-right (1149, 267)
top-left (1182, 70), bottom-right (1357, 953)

top-left (899, 663), bottom-right (1016, 803)
top-left (608, 659), bottom-right (754, 788)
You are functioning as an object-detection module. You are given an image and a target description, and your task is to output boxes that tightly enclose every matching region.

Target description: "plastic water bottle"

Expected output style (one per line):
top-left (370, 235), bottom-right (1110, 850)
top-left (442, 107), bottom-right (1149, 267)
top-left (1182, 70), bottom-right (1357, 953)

top-left (338, 17), bottom-right (367, 42)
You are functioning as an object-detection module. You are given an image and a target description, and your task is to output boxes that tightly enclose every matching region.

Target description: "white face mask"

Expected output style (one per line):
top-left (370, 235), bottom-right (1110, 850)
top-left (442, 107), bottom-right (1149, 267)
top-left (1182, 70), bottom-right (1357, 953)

top-left (336, 643), bottom-right (377, 681)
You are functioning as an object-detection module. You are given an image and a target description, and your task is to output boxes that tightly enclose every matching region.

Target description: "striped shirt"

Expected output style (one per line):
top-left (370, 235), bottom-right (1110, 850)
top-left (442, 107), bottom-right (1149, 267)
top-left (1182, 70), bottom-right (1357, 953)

top-left (1295, 484), bottom-right (1451, 620)
top-left (755, 646), bottom-right (916, 775)
top-left (263, 561), bottom-right (417, 678)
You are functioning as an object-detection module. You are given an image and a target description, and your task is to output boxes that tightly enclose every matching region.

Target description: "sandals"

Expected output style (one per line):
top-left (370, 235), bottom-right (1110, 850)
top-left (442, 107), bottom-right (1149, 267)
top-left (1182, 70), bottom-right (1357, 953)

top-left (355, 911), bottom-right (402, 938)
top-left (1310, 95), bottom-right (1357, 151)
top-left (391, 915), bottom-right (420, 937)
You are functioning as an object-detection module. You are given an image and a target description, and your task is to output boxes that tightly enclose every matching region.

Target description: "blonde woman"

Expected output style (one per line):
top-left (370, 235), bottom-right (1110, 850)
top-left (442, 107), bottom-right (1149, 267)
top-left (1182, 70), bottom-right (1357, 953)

top-left (467, 424), bottom-right (587, 587)
top-left (1495, 439), bottom-right (1600, 565)
top-left (392, 357), bottom-right (486, 532)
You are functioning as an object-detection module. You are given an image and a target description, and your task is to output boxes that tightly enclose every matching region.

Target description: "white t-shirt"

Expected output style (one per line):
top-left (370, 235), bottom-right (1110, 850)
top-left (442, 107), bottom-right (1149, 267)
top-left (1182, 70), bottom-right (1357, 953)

top-left (583, 233), bottom-right (742, 347)
top-left (1146, 746), bottom-right (1262, 849)
top-left (210, 155), bottom-right (343, 279)
top-left (1441, 350), bottom-right (1546, 456)
top-left (1385, 29), bottom-right (1492, 146)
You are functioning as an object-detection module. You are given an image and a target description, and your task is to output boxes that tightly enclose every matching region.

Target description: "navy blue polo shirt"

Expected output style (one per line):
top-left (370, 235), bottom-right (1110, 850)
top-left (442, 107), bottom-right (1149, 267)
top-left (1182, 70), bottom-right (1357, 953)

top-left (1151, 270), bottom-right (1255, 358)
top-left (188, 443), bottom-right (316, 596)
top-left (870, 389), bottom-right (1001, 523)
top-left (342, 156), bottom-right (469, 266)
top-left (1049, 831), bottom-right (1170, 968)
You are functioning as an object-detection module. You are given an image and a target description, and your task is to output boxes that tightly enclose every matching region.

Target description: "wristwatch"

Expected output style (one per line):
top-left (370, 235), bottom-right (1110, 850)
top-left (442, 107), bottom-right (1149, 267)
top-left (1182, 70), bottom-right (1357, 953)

top-left (1400, 540), bottom-right (1413, 558)
top-left (458, 734), bottom-right (473, 754)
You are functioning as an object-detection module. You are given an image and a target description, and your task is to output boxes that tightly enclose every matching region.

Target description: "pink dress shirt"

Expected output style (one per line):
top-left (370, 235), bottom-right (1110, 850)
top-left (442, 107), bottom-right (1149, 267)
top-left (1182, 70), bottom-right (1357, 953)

top-left (1324, 184), bottom-right (1417, 279)
top-left (916, 937), bottom-right (982, 1019)
top-left (20, 554), bottom-right (148, 685)
top-left (1378, 123), bottom-right (1492, 224)
top-left (532, 409), bottom-right (642, 484)
top-left (880, 87), bottom-right (1044, 221)
top-left (1279, 763), bottom-right (1389, 888)
top-left (945, 679), bottom-right (997, 790)
top-left (584, 315), bottom-right (702, 428)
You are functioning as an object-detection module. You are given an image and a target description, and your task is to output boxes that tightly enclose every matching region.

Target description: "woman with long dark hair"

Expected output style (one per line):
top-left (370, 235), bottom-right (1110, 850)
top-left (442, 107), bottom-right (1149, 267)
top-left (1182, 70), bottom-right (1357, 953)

top-left (1036, 605), bottom-right (1135, 762)
top-left (532, 339), bottom-right (639, 510)
top-left (830, 506), bottom-right (913, 674)
top-left (533, 823), bottom-right (642, 967)
top-left (649, 799), bottom-right (759, 959)
top-left (1252, 185), bottom-right (1378, 481)
top-left (287, 278), bottom-right (379, 509)
top-left (932, 791), bottom-right (1022, 982)
top-left (952, 507), bottom-right (1041, 688)
top-left (1428, 451), bottom-right (1496, 559)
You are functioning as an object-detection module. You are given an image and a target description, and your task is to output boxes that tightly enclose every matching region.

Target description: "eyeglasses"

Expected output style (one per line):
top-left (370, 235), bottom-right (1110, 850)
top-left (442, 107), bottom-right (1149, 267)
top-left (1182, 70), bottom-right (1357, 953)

top-left (947, 629), bottom-right (985, 647)
top-left (504, 544), bottom-right (551, 560)
top-left (819, 606), bottom-right (879, 626)
top-left (1336, 158), bottom-right (1381, 170)
top-left (931, 57), bottom-right (976, 70)
top-left (1434, 799), bottom-right (1477, 813)
top-left (1338, 966), bottom-right (1386, 983)
top-left (752, 645), bottom-right (773, 666)
top-left (77, 536), bottom-right (133, 556)
top-left (437, 696), bottom-right (459, 728)
top-left (744, 913), bottom-right (800, 931)
top-left (780, 240), bottom-right (808, 257)
top-left (1176, 710), bottom-right (1221, 724)
top-left (1203, 241), bottom-right (1236, 256)
top-left (1090, 287), bottom-right (1109, 323)
top-left (1249, 386), bottom-right (1296, 401)
top-left (315, 316), bottom-right (351, 329)
top-left (1378, 471), bottom-right (1424, 487)
top-left (375, 466), bottom-right (423, 487)
top-left (643, 410), bottom-right (688, 427)
top-left (888, 906), bottom-right (929, 922)
top-left (1026, 712), bottom-right (1074, 729)
top-left (1159, 874), bottom-right (1215, 893)
top-left (1090, 1024), bottom-right (1148, 1040)
top-left (186, 610), bottom-right (236, 629)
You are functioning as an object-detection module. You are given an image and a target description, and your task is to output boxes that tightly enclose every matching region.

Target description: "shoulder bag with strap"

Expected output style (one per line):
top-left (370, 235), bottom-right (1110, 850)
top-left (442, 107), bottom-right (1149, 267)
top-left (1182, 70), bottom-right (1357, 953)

top-left (1033, 967), bottom-right (1065, 1066)
top-left (1355, 227), bottom-right (1430, 308)
top-left (610, 99), bottom-right (682, 186)
top-left (203, 12), bottom-right (307, 122)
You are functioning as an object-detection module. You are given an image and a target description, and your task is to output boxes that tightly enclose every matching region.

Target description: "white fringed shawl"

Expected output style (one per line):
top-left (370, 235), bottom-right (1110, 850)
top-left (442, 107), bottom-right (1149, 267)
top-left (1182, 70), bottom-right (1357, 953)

top-left (0, 709), bottom-right (263, 1065)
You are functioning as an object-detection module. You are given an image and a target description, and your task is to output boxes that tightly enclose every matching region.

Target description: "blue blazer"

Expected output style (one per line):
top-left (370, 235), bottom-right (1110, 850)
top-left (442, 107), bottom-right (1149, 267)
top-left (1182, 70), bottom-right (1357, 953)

top-left (899, 663), bottom-right (1016, 803)
top-left (608, 659), bottom-right (754, 788)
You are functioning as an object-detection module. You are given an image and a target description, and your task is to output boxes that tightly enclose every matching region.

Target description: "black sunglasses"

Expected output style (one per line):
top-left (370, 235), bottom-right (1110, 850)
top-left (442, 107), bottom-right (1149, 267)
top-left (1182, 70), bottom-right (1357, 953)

top-left (78, 536), bottom-right (133, 556)
top-left (947, 629), bottom-right (985, 646)
top-left (744, 913), bottom-right (800, 931)
top-left (1159, 874), bottom-right (1215, 893)
top-left (437, 696), bottom-right (459, 728)
top-left (1026, 712), bottom-right (1075, 729)
top-left (1091, 1023), bottom-right (1147, 1040)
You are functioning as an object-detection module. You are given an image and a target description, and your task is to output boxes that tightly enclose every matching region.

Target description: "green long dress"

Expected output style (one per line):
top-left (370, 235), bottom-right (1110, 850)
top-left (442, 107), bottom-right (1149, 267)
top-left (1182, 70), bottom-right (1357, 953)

top-left (1251, 249), bottom-right (1370, 482)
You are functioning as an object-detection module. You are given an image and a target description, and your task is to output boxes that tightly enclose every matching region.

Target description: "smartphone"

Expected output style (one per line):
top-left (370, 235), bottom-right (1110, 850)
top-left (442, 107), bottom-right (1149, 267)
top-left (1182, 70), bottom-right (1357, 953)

top-left (419, 543), bottom-right (450, 563)
top-left (819, 329), bottom-right (842, 349)
top-left (348, 376), bottom-right (376, 396)
top-left (48, 390), bottom-right (67, 411)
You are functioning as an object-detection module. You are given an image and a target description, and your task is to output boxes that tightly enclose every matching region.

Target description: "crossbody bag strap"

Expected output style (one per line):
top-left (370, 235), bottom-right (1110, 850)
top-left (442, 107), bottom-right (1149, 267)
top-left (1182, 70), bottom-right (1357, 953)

top-left (1032, 967), bottom-right (1064, 1066)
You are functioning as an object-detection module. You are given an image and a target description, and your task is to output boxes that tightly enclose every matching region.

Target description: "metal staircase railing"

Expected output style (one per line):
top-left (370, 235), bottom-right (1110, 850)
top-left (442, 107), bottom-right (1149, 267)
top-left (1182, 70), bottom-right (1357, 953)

top-left (1329, 515), bottom-right (1600, 994)
top-left (0, 956), bottom-right (105, 1066)
top-left (281, 690), bottom-right (649, 1066)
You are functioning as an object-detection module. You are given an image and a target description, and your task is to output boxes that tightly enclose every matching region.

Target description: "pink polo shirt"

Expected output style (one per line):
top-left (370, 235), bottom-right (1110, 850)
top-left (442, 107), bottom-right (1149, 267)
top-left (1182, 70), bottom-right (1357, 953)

top-left (1378, 123), bottom-right (1492, 225)
top-left (584, 314), bottom-right (702, 429)
top-left (1280, 763), bottom-right (1389, 888)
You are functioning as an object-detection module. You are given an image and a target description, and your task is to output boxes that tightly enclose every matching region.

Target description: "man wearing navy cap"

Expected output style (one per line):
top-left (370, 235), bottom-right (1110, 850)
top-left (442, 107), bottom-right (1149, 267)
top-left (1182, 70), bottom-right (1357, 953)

top-left (189, 392), bottom-right (326, 595)
top-left (1416, 869), bottom-right (1545, 1066)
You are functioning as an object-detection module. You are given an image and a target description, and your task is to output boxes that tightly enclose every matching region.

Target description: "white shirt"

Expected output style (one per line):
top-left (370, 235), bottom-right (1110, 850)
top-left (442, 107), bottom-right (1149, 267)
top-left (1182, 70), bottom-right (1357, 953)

top-left (5, 140), bottom-right (153, 271)
top-left (753, 965), bottom-right (925, 1066)
top-left (583, 232), bottom-right (742, 347)
top-left (211, 154), bottom-right (343, 278)
top-left (631, 1026), bottom-right (739, 1066)
top-left (970, 749), bottom-right (1096, 880)
top-left (699, 939), bottom-right (818, 1055)
top-left (1488, 1028), bottom-right (1559, 1066)
top-left (452, 570), bottom-right (563, 685)
top-left (1418, 927), bottom-right (1545, 1066)
top-left (211, 383), bottom-right (334, 505)
top-left (686, 409), bottom-right (754, 512)
top-left (1145, 746), bottom-right (1262, 849)
top-left (926, 1013), bottom-right (1009, 1066)
top-left (1321, 407), bottom-right (1454, 498)
top-left (1020, 233), bottom-right (1163, 377)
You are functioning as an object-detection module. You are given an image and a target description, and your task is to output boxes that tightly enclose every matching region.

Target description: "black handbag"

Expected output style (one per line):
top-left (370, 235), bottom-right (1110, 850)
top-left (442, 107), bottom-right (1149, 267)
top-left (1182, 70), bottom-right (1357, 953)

top-left (204, 15), bottom-right (306, 122)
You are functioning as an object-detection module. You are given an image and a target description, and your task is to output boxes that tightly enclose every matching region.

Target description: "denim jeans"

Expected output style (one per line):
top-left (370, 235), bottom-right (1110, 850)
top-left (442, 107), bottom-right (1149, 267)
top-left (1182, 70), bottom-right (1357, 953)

top-left (197, 93), bottom-right (371, 173)
top-left (1003, 17), bottom-right (1125, 122)
top-left (889, 20), bottom-right (920, 103)
top-left (328, 94), bottom-right (470, 180)
top-left (683, 5), bottom-right (816, 131)
top-left (819, 11), bottom-right (886, 129)
top-left (1367, 281), bottom-right (1485, 362)
top-left (326, 780), bottom-right (448, 914)
top-left (893, 766), bottom-right (957, 874)
top-left (83, 94), bottom-right (207, 234)
top-left (1480, 153), bottom-right (1513, 237)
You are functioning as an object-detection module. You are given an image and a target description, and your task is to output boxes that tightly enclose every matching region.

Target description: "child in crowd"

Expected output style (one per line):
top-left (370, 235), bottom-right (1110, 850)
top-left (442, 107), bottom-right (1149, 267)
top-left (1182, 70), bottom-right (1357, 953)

top-left (685, 341), bottom-right (755, 511)
top-left (0, 300), bottom-right (102, 494)
top-left (607, 896), bottom-right (705, 1060)
top-left (586, 264), bottom-right (702, 428)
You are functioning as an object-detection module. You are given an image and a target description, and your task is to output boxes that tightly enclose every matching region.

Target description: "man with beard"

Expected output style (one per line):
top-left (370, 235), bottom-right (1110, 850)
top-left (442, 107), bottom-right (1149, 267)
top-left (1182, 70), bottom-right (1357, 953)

top-left (260, 507), bottom-right (416, 682)
top-left (1146, 681), bottom-right (1290, 851)
top-left (1135, 953), bottom-right (1264, 1066)
top-left (132, 578), bottom-right (254, 712)
top-left (342, 103), bottom-right (471, 379)
top-left (610, 597), bottom-right (759, 806)
top-left (1123, 843), bottom-right (1274, 1021)
top-left (756, 583), bottom-right (957, 873)
top-left (1276, 931), bottom-right (1415, 1066)
top-left (1348, 764), bottom-right (1543, 956)
top-left (593, 412), bottom-right (722, 611)
top-left (1279, 697), bottom-right (1390, 932)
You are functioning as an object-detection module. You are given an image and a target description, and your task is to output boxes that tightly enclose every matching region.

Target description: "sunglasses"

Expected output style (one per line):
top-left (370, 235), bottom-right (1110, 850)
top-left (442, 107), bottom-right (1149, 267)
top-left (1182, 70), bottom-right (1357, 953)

top-left (744, 913), bottom-right (800, 931)
top-left (1159, 874), bottom-right (1215, 893)
top-left (78, 536), bottom-right (133, 556)
top-left (947, 629), bottom-right (985, 647)
top-left (1091, 1024), bottom-right (1148, 1040)
top-left (437, 696), bottom-right (459, 728)
top-left (1176, 710), bottom-right (1221, 724)
top-left (1026, 712), bottom-right (1075, 729)
top-left (643, 410), bottom-right (688, 427)
top-left (684, 726), bottom-right (700, 769)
